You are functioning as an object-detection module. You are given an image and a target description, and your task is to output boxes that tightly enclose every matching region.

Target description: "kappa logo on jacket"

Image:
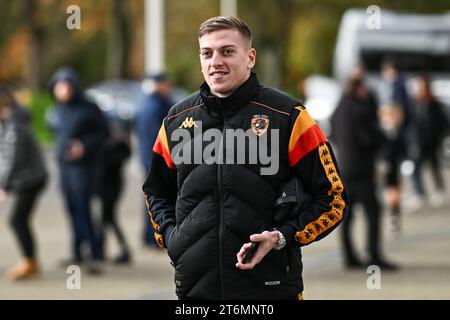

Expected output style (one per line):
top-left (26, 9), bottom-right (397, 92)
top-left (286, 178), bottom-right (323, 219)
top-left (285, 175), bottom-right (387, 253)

top-left (179, 117), bottom-right (198, 129)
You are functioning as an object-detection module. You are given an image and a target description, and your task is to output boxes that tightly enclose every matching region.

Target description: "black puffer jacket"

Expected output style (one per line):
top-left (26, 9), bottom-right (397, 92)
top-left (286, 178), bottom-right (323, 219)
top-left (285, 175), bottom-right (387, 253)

top-left (143, 73), bottom-right (347, 299)
top-left (0, 117), bottom-right (47, 192)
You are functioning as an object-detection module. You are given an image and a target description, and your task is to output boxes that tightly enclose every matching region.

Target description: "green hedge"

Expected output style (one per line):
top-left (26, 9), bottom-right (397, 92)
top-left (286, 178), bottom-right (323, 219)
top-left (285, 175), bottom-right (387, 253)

top-left (30, 92), bottom-right (54, 146)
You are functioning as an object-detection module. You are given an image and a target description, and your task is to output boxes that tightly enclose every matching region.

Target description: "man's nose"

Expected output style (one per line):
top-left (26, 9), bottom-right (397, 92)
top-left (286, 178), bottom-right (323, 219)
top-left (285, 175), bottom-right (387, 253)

top-left (210, 51), bottom-right (223, 67)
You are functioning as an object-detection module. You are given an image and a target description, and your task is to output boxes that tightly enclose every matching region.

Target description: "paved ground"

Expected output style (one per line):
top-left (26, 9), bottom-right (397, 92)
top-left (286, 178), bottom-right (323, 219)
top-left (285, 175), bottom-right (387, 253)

top-left (1, 150), bottom-right (449, 300)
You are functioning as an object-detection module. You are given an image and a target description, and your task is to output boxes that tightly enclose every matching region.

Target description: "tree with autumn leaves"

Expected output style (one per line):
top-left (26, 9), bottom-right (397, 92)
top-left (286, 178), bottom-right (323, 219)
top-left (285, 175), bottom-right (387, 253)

top-left (0, 0), bottom-right (448, 93)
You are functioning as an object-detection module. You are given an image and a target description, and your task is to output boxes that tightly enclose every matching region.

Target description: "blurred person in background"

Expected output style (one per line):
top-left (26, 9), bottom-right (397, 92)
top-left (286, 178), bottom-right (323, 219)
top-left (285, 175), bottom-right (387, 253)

top-left (0, 87), bottom-right (48, 280)
top-left (378, 102), bottom-right (406, 234)
top-left (48, 67), bottom-right (108, 273)
top-left (5, 86), bottom-right (31, 126)
top-left (135, 72), bottom-right (174, 249)
top-left (296, 78), bottom-right (307, 102)
top-left (331, 76), bottom-right (397, 270)
top-left (411, 74), bottom-right (448, 208)
top-left (349, 65), bottom-right (378, 109)
top-left (378, 58), bottom-right (413, 234)
top-left (97, 117), bottom-right (132, 264)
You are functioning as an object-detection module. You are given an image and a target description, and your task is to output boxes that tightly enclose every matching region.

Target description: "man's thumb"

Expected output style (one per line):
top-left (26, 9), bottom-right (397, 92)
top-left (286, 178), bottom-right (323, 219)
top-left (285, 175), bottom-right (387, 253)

top-left (249, 234), bottom-right (263, 242)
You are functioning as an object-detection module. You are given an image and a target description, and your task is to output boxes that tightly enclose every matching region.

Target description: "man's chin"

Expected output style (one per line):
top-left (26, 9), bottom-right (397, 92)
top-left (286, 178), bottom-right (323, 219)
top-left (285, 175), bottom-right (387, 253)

top-left (210, 84), bottom-right (233, 97)
top-left (212, 90), bottom-right (232, 98)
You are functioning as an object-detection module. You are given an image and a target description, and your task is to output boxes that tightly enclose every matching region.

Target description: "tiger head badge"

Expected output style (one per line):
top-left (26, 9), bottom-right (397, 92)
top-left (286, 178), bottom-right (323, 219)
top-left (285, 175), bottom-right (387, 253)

top-left (251, 115), bottom-right (269, 136)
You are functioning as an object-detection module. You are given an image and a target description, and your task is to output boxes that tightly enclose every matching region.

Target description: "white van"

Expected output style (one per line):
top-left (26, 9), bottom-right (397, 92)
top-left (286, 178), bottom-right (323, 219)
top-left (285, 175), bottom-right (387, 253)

top-left (305, 8), bottom-right (450, 163)
top-left (334, 9), bottom-right (450, 98)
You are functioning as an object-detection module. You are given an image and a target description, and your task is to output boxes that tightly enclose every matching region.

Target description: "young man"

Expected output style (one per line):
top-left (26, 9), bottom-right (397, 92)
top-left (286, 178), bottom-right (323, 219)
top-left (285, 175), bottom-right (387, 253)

top-left (143, 16), bottom-right (348, 300)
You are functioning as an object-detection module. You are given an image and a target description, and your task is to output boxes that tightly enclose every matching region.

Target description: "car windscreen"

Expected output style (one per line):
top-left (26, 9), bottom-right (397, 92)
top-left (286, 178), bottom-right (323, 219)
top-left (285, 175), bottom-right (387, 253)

top-left (361, 49), bottom-right (450, 73)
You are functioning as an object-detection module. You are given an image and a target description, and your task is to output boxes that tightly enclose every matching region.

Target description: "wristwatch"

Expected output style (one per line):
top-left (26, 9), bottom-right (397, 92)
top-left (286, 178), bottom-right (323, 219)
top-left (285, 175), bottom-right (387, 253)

top-left (273, 229), bottom-right (286, 250)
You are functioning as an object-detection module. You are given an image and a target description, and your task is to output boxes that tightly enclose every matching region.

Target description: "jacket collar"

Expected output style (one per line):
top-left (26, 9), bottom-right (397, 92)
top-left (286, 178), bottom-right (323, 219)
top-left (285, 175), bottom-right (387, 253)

top-left (200, 72), bottom-right (259, 115)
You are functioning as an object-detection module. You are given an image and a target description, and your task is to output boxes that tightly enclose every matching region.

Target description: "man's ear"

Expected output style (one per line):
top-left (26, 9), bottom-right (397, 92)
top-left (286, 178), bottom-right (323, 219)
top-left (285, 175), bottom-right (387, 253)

top-left (248, 48), bottom-right (256, 69)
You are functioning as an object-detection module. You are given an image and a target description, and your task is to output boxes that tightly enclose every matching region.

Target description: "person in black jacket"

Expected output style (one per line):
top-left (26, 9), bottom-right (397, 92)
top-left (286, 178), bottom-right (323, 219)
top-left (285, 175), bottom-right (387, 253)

top-left (331, 76), bottom-right (397, 270)
top-left (142, 16), bottom-right (348, 300)
top-left (0, 87), bottom-right (47, 280)
top-left (411, 74), bottom-right (448, 207)
top-left (48, 67), bottom-right (108, 273)
top-left (98, 117), bottom-right (132, 264)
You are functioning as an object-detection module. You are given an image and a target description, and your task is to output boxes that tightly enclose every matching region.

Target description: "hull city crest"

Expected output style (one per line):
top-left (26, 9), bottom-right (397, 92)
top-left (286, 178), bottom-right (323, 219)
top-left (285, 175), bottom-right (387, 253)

top-left (251, 115), bottom-right (269, 136)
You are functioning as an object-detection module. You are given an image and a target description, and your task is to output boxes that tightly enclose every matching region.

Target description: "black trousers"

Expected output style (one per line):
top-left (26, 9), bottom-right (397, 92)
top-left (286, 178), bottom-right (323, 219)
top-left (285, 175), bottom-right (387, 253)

top-left (413, 150), bottom-right (445, 196)
top-left (9, 181), bottom-right (46, 258)
top-left (341, 178), bottom-right (381, 263)
top-left (99, 170), bottom-right (129, 255)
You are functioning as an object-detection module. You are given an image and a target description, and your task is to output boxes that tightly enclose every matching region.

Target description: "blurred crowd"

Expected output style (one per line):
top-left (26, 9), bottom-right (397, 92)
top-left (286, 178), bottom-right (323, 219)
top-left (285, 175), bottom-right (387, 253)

top-left (330, 58), bottom-right (449, 270)
top-left (0, 67), bottom-right (175, 280)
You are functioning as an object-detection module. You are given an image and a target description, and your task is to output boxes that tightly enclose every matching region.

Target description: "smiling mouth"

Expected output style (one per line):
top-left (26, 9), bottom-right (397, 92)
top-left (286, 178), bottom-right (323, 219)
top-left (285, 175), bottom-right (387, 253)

top-left (209, 71), bottom-right (229, 78)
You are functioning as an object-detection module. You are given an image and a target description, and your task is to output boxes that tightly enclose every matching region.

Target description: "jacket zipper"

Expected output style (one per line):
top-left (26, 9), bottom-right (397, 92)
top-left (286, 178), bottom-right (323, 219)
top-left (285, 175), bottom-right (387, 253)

top-left (217, 99), bottom-right (225, 299)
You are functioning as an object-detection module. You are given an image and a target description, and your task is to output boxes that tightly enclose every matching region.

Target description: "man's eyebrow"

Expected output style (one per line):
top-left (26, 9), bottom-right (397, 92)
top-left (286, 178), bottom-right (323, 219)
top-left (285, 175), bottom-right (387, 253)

top-left (200, 45), bottom-right (238, 51)
top-left (221, 45), bottom-right (237, 49)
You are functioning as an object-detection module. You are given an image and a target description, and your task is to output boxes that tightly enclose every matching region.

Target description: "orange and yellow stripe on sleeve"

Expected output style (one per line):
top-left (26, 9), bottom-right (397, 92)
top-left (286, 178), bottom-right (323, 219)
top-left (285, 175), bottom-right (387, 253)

top-left (288, 107), bottom-right (328, 167)
top-left (144, 194), bottom-right (165, 248)
top-left (295, 143), bottom-right (345, 245)
top-left (153, 122), bottom-right (176, 170)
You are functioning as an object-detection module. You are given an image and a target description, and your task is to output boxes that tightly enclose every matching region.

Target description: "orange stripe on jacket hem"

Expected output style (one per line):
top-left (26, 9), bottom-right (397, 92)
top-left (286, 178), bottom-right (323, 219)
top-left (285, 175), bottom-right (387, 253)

top-left (145, 198), bottom-right (165, 248)
top-left (153, 123), bottom-right (175, 169)
top-left (295, 143), bottom-right (345, 245)
top-left (288, 124), bottom-right (328, 167)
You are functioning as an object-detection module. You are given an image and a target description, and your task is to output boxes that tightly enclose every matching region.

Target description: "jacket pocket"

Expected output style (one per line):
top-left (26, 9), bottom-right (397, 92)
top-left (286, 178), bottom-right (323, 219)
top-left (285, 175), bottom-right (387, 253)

top-left (166, 226), bottom-right (178, 265)
top-left (286, 248), bottom-right (303, 284)
top-left (248, 248), bottom-right (289, 287)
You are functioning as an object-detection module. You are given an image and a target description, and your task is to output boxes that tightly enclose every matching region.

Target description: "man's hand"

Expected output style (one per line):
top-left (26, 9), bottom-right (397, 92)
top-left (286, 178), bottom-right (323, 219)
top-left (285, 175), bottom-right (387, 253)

top-left (0, 188), bottom-right (8, 203)
top-left (65, 139), bottom-right (85, 161)
top-left (235, 230), bottom-right (279, 270)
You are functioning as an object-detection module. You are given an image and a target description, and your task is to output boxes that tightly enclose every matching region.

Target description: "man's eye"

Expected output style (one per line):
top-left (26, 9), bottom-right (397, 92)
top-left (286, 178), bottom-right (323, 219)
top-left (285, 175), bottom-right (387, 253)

top-left (223, 49), bottom-right (234, 55)
top-left (201, 51), bottom-right (212, 58)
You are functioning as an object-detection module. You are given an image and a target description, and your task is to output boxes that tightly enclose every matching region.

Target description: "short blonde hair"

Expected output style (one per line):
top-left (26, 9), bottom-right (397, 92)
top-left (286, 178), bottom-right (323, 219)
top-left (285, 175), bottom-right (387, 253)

top-left (199, 16), bottom-right (252, 45)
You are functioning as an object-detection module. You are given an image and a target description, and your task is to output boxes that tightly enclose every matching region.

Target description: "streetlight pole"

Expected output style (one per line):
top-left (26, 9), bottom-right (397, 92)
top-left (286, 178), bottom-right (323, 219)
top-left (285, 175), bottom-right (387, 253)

top-left (144, 0), bottom-right (165, 75)
top-left (220, 0), bottom-right (237, 16)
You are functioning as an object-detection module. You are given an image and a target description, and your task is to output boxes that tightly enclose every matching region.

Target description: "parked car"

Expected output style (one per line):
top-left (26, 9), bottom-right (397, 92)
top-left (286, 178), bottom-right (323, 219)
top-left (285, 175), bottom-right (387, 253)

top-left (85, 79), bottom-right (188, 121)
top-left (85, 80), bottom-right (145, 122)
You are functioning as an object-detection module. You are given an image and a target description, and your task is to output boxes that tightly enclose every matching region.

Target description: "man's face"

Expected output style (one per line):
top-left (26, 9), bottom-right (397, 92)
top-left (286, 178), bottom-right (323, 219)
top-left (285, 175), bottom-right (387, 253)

top-left (156, 81), bottom-right (172, 97)
top-left (0, 96), bottom-right (12, 121)
top-left (381, 64), bottom-right (396, 82)
top-left (199, 29), bottom-right (256, 97)
top-left (53, 80), bottom-right (74, 103)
